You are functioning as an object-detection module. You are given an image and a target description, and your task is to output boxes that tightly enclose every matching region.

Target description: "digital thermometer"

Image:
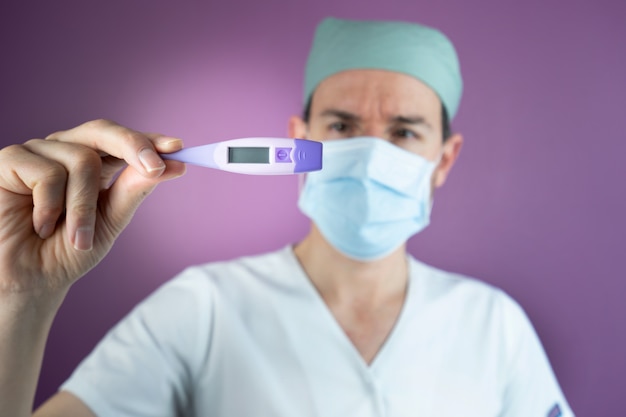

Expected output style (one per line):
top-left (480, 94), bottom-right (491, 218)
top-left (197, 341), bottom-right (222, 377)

top-left (161, 137), bottom-right (323, 175)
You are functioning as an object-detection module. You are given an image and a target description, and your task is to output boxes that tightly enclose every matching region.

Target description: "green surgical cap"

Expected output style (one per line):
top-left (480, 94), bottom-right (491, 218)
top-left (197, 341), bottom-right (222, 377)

top-left (304, 17), bottom-right (463, 119)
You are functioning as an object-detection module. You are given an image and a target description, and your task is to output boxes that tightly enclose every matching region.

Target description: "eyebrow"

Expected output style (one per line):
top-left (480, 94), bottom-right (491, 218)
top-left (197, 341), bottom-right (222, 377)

top-left (392, 115), bottom-right (427, 125)
top-left (319, 109), bottom-right (432, 130)
top-left (320, 109), bottom-right (361, 122)
top-left (392, 115), bottom-right (433, 132)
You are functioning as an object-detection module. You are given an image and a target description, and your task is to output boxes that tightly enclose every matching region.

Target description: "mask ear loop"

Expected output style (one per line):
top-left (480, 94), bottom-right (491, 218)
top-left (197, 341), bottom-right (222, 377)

top-left (429, 151), bottom-right (445, 209)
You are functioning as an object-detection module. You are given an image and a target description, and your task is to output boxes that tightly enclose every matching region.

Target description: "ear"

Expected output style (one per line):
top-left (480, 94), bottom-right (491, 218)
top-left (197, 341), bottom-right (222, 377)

top-left (433, 133), bottom-right (463, 188)
top-left (288, 115), bottom-right (308, 139)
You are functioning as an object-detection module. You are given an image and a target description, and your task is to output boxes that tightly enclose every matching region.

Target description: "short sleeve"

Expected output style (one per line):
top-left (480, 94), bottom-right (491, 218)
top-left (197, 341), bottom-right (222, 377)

top-left (60, 268), bottom-right (214, 417)
top-left (497, 291), bottom-right (575, 417)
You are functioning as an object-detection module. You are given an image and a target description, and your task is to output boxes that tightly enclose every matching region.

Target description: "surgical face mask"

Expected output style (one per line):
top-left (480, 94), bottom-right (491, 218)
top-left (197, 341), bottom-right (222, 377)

top-left (298, 136), bottom-right (439, 261)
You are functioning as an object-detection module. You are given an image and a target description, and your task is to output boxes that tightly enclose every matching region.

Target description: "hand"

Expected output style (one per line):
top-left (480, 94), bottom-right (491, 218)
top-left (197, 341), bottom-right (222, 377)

top-left (0, 119), bottom-right (186, 302)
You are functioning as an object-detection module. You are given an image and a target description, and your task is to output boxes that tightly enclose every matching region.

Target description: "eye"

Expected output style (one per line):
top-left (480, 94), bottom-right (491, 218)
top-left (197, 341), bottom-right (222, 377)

top-left (329, 122), bottom-right (349, 133)
top-left (393, 128), bottom-right (419, 140)
top-left (326, 121), bottom-right (355, 138)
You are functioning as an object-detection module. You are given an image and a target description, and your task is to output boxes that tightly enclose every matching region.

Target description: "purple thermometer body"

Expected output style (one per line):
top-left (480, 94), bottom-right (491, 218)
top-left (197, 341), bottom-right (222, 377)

top-left (161, 137), bottom-right (323, 175)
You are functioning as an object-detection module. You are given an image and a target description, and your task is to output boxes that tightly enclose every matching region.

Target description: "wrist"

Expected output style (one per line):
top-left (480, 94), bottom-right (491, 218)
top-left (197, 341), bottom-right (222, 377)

top-left (0, 285), bottom-right (69, 321)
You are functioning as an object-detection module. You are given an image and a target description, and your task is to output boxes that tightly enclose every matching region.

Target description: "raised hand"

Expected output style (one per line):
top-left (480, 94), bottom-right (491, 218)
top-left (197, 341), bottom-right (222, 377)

top-left (0, 119), bottom-right (186, 300)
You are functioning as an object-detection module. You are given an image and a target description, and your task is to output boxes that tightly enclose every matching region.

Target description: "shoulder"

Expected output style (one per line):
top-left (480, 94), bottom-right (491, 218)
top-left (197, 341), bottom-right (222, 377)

top-left (408, 257), bottom-right (530, 340)
top-left (148, 246), bottom-right (297, 310)
top-left (409, 257), bottom-right (518, 307)
top-left (182, 245), bottom-right (297, 291)
top-left (85, 247), bottom-right (296, 376)
top-left (192, 245), bottom-right (295, 279)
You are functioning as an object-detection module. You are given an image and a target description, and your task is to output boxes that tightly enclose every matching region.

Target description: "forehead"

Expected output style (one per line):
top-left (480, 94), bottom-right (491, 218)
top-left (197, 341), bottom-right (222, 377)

top-left (310, 69), bottom-right (441, 119)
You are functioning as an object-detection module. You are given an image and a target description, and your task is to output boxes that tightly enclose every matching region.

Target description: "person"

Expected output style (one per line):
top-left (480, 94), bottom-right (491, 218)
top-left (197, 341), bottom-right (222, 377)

top-left (0, 17), bottom-right (574, 417)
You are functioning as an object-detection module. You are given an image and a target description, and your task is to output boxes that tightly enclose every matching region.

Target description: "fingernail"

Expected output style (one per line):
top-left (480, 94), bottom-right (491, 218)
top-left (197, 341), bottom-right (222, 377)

top-left (155, 136), bottom-right (183, 146)
top-left (74, 227), bottom-right (94, 251)
top-left (38, 222), bottom-right (55, 239)
top-left (138, 148), bottom-right (166, 173)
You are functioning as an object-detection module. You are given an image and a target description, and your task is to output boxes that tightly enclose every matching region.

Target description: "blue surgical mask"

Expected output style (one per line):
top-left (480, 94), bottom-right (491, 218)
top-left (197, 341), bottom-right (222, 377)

top-left (298, 137), bottom-right (439, 261)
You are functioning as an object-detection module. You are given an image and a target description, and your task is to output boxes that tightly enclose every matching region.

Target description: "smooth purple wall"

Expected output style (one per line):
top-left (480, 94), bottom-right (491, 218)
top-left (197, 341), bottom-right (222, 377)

top-left (1, 1), bottom-right (624, 414)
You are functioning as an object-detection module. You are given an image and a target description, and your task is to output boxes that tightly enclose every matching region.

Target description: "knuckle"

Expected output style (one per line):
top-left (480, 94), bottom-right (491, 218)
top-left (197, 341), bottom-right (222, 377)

top-left (23, 138), bottom-right (45, 147)
top-left (45, 131), bottom-right (62, 140)
top-left (36, 203), bottom-right (64, 219)
top-left (86, 119), bottom-right (149, 153)
top-left (118, 129), bottom-right (151, 155)
top-left (0, 144), bottom-right (26, 158)
top-left (70, 147), bottom-right (102, 174)
top-left (39, 163), bottom-right (68, 184)
top-left (70, 202), bottom-right (97, 218)
top-left (119, 127), bottom-right (144, 144)
top-left (84, 118), bottom-right (114, 130)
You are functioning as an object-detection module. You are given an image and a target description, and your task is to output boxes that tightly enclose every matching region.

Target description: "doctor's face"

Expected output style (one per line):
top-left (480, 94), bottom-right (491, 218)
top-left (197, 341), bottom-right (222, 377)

top-left (288, 69), bottom-right (463, 188)
top-left (306, 69), bottom-right (445, 162)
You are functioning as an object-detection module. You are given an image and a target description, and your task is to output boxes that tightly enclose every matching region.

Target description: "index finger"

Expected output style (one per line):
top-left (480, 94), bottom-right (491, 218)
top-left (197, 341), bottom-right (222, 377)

top-left (46, 119), bottom-right (179, 178)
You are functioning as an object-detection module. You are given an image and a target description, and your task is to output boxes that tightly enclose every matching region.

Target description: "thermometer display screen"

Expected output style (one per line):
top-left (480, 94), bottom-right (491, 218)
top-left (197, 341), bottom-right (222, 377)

top-left (228, 147), bottom-right (269, 164)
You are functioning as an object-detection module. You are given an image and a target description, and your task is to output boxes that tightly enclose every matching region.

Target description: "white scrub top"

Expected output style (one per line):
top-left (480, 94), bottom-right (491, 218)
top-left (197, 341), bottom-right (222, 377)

top-left (61, 246), bottom-right (574, 417)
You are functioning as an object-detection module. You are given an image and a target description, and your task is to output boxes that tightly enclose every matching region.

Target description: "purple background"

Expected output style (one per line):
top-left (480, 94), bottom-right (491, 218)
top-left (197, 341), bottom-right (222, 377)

top-left (1, 1), bottom-right (624, 414)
